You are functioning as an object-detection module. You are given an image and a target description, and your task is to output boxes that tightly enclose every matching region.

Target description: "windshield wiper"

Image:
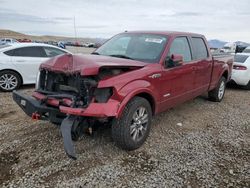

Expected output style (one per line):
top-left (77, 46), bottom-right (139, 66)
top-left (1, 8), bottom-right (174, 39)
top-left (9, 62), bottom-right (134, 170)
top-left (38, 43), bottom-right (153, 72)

top-left (109, 54), bottom-right (134, 60)
top-left (91, 52), bottom-right (100, 55)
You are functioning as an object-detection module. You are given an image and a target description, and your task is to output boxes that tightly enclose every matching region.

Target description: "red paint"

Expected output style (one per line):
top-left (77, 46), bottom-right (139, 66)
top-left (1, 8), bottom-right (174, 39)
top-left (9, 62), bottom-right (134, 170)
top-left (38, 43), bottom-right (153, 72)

top-left (34, 31), bottom-right (233, 118)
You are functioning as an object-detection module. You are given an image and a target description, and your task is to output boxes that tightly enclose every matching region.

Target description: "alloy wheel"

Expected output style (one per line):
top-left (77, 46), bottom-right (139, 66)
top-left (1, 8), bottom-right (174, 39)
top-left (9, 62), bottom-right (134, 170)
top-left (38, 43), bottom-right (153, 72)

top-left (0, 74), bottom-right (18, 91)
top-left (130, 106), bottom-right (149, 142)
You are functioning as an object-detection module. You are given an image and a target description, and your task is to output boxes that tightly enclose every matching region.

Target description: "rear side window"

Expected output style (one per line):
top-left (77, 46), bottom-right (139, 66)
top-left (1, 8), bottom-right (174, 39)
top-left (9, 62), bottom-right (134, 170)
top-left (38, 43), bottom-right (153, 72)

top-left (43, 47), bottom-right (66, 57)
top-left (234, 54), bottom-right (249, 63)
top-left (4, 49), bottom-right (14, 56)
top-left (12, 47), bottom-right (46, 57)
top-left (192, 37), bottom-right (208, 60)
top-left (168, 37), bottom-right (192, 62)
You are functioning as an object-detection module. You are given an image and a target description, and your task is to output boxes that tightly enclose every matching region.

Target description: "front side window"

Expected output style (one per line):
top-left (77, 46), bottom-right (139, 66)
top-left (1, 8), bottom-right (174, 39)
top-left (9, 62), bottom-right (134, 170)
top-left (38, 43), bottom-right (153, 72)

top-left (168, 37), bottom-right (192, 62)
top-left (12, 47), bottom-right (46, 57)
top-left (43, 47), bottom-right (66, 57)
top-left (95, 33), bottom-right (168, 63)
top-left (192, 37), bottom-right (208, 60)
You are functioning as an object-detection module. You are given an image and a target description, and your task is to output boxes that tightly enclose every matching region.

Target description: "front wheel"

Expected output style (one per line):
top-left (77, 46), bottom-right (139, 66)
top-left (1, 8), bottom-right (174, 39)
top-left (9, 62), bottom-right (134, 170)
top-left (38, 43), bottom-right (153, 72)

top-left (208, 77), bottom-right (226, 102)
top-left (112, 97), bottom-right (152, 150)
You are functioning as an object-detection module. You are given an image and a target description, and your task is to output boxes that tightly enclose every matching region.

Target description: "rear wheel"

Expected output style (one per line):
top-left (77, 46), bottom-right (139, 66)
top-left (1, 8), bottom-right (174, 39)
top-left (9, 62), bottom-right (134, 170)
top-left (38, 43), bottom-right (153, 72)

top-left (243, 80), bottom-right (250, 90)
top-left (0, 70), bottom-right (22, 92)
top-left (208, 77), bottom-right (226, 102)
top-left (112, 97), bottom-right (152, 150)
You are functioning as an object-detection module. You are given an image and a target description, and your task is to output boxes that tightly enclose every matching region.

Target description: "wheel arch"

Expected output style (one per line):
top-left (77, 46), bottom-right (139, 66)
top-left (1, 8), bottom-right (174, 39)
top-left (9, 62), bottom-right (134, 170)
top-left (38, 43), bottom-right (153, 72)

top-left (0, 69), bottom-right (23, 85)
top-left (222, 70), bottom-right (228, 81)
top-left (116, 89), bottom-right (157, 118)
top-left (135, 92), bottom-right (155, 115)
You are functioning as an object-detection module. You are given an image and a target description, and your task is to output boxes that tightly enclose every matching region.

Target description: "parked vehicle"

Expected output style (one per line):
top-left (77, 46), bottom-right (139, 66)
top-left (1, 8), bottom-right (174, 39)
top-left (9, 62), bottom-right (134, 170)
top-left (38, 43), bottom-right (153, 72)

top-left (83, 42), bottom-right (95, 48)
top-left (230, 53), bottom-right (250, 89)
top-left (220, 42), bottom-right (236, 54)
top-left (17, 38), bottom-right (32, 43)
top-left (0, 43), bottom-right (70, 91)
top-left (235, 45), bottom-right (247, 53)
top-left (58, 41), bottom-right (66, 49)
top-left (0, 38), bottom-right (19, 45)
top-left (13, 31), bottom-right (233, 159)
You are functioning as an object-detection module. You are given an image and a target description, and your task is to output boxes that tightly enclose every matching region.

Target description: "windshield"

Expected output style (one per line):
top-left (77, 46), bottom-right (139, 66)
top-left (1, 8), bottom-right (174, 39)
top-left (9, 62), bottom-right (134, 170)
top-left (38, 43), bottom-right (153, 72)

top-left (95, 33), bottom-right (168, 63)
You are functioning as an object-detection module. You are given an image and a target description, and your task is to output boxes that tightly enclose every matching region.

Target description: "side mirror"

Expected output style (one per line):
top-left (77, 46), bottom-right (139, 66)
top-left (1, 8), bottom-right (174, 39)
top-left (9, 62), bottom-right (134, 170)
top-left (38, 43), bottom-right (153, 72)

top-left (165, 54), bottom-right (184, 68)
top-left (171, 54), bottom-right (183, 66)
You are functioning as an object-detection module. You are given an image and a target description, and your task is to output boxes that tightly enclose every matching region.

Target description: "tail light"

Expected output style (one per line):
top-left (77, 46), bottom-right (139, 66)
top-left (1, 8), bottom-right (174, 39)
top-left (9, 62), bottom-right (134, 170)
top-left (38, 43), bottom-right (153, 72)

top-left (233, 65), bottom-right (247, 70)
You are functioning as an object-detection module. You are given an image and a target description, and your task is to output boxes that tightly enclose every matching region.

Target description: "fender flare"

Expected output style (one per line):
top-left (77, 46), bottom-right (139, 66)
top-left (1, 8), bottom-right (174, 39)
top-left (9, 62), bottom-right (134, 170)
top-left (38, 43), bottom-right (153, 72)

top-left (115, 80), bottom-right (157, 118)
top-left (219, 65), bottom-right (229, 81)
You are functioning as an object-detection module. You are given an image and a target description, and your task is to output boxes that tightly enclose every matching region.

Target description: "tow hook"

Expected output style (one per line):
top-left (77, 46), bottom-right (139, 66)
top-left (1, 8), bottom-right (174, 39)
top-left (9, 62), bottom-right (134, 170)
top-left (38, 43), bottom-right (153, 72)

top-left (32, 112), bottom-right (40, 120)
top-left (60, 115), bottom-right (77, 160)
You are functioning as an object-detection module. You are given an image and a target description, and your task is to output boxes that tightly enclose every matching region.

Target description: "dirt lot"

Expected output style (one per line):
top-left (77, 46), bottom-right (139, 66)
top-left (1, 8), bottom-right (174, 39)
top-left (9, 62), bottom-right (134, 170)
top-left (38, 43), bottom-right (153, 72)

top-left (0, 85), bottom-right (249, 187)
top-left (65, 46), bottom-right (95, 54)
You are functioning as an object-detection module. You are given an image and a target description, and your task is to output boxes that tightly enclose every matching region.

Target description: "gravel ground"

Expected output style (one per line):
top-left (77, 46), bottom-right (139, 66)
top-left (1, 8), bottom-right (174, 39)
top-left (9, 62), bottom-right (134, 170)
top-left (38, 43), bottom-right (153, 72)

top-left (65, 46), bottom-right (95, 54)
top-left (0, 86), bottom-right (249, 188)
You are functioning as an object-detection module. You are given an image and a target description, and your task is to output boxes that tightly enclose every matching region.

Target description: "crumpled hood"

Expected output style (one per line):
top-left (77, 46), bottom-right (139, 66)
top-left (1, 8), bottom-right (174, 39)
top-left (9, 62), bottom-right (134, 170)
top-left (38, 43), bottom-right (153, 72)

top-left (40, 54), bottom-right (146, 75)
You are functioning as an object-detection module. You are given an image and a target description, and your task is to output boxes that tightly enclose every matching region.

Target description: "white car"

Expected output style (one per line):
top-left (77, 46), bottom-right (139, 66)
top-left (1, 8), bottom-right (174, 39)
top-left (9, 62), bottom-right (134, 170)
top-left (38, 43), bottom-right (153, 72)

top-left (231, 53), bottom-right (250, 89)
top-left (0, 38), bottom-right (19, 45)
top-left (0, 43), bottom-right (71, 91)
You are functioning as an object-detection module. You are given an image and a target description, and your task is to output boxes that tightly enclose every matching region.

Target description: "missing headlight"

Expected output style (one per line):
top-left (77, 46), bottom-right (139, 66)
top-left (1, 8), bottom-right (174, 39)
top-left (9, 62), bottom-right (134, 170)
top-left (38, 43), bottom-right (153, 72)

top-left (94, 88), bottom-right (113, 103)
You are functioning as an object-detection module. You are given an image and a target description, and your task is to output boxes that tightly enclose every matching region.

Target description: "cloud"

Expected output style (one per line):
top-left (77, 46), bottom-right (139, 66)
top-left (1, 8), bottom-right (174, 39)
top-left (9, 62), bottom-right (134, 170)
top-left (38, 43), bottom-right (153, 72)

top-left (0, 0), bottom-right (250, 42)
top-left (173, 12), bottom-right (202, 17)
top-left (78, 25), bottom-right (109, 29)
top-left (0, 9), bottom-right (56, 24)
top-left (53, 17), bottom-right (74, 21)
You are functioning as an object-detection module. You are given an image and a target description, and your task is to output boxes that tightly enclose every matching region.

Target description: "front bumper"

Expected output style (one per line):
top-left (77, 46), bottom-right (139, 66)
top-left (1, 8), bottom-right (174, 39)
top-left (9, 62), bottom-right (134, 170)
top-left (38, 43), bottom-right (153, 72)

top-left (13, 91), bottom-right (65, 123)
top-left (13, 91), bottom-right (121, 123)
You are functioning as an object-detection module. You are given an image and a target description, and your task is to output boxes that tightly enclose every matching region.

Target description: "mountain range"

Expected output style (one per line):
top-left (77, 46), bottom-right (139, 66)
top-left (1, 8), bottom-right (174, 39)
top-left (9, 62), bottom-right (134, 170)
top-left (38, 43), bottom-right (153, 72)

top-left (208, 39), bottom-right (250, 48)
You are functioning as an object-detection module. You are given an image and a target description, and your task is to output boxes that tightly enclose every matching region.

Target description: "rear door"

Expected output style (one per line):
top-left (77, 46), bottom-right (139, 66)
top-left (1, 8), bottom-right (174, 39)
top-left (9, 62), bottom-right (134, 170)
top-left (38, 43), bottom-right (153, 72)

top-left (159, 36), bottom-right (196, 111)
top-left (10, 47), bottom-right (48, 83)
top-left (190, 37), bottom-right (213, 94)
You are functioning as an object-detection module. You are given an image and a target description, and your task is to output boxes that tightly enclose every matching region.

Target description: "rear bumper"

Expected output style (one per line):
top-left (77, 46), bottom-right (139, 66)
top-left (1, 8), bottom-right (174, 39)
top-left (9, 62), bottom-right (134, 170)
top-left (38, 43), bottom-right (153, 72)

top-left (13, 91), bottom-right (120, 122)
top-left (231, 69), bottom-right (250, 86)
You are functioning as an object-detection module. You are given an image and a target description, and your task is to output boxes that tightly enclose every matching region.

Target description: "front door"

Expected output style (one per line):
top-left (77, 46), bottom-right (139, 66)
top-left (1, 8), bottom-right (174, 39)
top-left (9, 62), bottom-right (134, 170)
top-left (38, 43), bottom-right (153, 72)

top-left (158, 36), bottom-right (196, 112)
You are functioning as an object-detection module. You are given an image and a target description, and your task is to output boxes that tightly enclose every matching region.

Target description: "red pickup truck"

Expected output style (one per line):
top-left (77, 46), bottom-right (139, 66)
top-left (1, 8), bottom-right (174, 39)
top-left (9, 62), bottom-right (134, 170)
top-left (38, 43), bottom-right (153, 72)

top-left (13, 31), bottom-right (233, 159)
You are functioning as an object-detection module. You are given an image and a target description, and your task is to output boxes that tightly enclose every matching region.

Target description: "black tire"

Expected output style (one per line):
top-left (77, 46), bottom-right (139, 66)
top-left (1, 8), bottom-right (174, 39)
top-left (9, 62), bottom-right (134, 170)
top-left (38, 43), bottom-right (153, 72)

top-left (208, 77), bottom-right (226, 102)
top-left (243, 80), bottom-right (250, 90)
top-left (112, 97), bottom-right (152, 150)
top-left (0, 70), bottom-right (22, 92)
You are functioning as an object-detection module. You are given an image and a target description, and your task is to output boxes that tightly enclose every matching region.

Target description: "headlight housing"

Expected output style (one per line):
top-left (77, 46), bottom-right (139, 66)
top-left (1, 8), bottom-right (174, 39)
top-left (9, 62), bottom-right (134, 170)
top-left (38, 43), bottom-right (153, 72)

top-left (94, 87), bottom-right (113, 103)
top-left (35, 71), bottom-right (41, 90)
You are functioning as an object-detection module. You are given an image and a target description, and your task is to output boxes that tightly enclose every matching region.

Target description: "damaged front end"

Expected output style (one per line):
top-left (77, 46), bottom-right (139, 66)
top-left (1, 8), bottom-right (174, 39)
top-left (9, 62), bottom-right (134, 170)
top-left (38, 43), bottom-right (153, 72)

top-left (13, 64), bottom-right (141, 159)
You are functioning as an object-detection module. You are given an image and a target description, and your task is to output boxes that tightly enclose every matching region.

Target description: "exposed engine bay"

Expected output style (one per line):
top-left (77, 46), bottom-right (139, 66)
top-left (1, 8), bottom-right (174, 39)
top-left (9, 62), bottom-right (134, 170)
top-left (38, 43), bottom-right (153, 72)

top-left (36, 67), bottom-right (132, 107)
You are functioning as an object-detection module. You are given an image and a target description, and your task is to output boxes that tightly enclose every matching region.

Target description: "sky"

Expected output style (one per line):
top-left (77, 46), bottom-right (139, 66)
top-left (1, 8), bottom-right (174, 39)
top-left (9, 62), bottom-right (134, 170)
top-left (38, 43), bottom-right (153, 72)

top-left (0, 0), bottom-right (250, 42)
